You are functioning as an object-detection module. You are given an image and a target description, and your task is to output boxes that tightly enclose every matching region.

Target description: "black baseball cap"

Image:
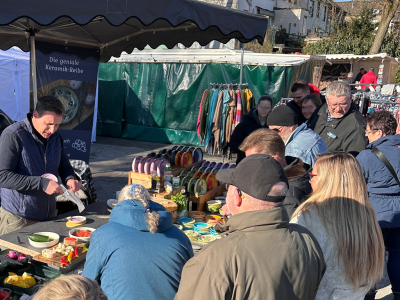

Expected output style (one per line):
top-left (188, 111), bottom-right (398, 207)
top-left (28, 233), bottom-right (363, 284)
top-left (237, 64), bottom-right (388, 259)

top-left (216, 154), bottom-right (288, 202)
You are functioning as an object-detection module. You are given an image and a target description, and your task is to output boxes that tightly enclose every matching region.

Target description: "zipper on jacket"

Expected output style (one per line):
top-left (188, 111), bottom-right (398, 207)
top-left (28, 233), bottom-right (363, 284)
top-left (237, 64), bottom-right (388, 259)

top-left (44, 145), bottom-right (49, 219)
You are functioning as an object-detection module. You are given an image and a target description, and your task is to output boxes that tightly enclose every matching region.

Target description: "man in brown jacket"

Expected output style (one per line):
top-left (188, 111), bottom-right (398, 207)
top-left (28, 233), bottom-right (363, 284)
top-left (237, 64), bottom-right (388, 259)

top-left (175, 154), bottom-right (326, 300)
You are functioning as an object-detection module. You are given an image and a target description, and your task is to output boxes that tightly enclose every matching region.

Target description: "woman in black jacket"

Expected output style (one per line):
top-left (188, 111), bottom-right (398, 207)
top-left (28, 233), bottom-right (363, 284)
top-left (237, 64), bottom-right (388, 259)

top-left (229, 95), bottom-right (273, 164)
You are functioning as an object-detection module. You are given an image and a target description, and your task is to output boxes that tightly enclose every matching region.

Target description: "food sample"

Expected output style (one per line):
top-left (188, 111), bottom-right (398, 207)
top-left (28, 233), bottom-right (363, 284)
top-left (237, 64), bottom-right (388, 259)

top-left (4, 272), bottom-right (36, 288)
top-left (55, 243), bottom-right (74, 255)
top-left (28, 234), bottom-right (54, 243)
top-left (42, 249), bottom-right (56, 259)
top-left (72, 229), bottom-right (92, 238)
top-left (64, 237), bottom-right (78, 245)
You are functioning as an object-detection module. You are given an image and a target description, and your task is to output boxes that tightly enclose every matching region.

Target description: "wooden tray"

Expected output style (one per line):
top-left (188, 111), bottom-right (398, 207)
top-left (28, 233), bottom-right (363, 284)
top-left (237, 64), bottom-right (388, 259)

top-left (190, 185), bottom-right (226, 212)
top-left (32, 242), bottom-right (87, 269)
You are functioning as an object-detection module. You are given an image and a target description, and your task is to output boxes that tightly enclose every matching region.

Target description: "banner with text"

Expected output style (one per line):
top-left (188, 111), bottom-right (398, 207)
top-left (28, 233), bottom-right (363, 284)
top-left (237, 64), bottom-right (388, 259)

top-left (35, 42), bottom-right (99, 163)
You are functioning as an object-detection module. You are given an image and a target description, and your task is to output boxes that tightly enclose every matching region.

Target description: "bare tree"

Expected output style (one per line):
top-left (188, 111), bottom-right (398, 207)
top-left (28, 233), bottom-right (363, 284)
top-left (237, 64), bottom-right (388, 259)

top-left (369, 0), bottom-right (400, 54)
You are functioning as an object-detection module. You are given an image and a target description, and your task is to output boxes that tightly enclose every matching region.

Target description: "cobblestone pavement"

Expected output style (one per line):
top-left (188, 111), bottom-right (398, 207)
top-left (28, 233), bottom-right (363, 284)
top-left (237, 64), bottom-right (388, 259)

top-left (89, 136), bottom-right (393, 299)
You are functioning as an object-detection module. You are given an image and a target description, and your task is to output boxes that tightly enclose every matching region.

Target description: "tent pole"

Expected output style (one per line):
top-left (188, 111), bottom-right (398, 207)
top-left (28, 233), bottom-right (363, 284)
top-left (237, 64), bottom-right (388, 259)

top-left (30, 31), bottom-right (38, 110)
top-left (239, 46), bottom-right (244, 86)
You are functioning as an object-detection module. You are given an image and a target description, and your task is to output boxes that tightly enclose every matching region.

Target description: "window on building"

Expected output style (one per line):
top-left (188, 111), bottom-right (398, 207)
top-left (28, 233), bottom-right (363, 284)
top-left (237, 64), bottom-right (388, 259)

top-left (316, 1), bottom-right (320, 18)
top-left (323, 6), bottom-right (327, 21)
top-left (310, 0), bottom-right (314, 17)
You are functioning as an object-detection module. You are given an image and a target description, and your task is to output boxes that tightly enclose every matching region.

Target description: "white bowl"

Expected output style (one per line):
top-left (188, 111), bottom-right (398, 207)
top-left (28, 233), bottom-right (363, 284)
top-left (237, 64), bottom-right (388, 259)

top-left (107, 199), bottom-right (118, 209)
top-left (28, 232), bottom-right (59, 248)
top-left (69, 227), bottom-right (96, 242)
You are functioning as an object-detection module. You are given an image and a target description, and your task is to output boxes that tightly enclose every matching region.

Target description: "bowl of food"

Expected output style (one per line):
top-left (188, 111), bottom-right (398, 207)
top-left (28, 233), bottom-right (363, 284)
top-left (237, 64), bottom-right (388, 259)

top-left (28, 232), bottom-right (59, 248)
top-left (206, 200), bottom-right (222, 213)
top-left (69, 227), bottom-right (95, 242)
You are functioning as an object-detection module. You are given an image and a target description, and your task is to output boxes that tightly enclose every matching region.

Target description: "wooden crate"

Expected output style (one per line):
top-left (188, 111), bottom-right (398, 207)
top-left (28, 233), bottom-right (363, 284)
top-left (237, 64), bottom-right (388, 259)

top-left (190, 184), bottom-right (226, 212)
top-left (152, 197), bottom-right (178, 223)
top-left (128, 160), bottom-right (205, 186)
top-left (148, 186), bottom-right (185, 199)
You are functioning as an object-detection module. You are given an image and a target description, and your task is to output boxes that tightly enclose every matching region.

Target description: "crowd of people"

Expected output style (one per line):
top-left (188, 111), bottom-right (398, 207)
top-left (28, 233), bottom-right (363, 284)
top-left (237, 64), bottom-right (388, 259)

top-left (1, 78), bottom-right (399, 299)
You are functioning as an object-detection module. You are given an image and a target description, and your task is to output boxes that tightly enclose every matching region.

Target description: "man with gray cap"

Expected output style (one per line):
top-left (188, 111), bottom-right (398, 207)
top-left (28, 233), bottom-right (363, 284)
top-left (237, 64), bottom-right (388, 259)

top-left (267, 105), bottom-right (326, 167)
top-left (175, 154), bottom-right (326, 300)
top-left (307, 81), bottom-right (367, 156)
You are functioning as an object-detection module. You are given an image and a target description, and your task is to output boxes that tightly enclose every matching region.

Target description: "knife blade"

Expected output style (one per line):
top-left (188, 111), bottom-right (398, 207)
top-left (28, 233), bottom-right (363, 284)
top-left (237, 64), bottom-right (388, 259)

top-left (0, 254), bottom-right (23, 265)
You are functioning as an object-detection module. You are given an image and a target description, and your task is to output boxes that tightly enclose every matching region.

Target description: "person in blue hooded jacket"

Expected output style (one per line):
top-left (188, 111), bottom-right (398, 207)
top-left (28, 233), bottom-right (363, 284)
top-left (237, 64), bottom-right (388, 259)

top-left (356, 111), bottom-right (400, 300)
top-left (82, 184), bottom-right (194, 300)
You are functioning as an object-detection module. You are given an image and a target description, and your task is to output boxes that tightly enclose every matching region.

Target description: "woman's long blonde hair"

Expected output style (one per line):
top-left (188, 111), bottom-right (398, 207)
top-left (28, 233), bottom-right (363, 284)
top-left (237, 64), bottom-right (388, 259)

top-left (33, 275), bottom-right (107, 300)
top-left (292, 152), bottom-right (384, 289)
top-left (118, 184), bottom-right (160, 233)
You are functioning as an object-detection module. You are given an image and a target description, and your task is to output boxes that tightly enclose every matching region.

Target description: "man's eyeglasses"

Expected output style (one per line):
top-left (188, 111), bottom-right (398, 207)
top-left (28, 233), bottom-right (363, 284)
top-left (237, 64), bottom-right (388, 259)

top-left (308, 173), bottom-right (318, 180)
top-left (365, 129), bottom-right (378, 135)
top-left (327, 103), bottom-right (349, 109)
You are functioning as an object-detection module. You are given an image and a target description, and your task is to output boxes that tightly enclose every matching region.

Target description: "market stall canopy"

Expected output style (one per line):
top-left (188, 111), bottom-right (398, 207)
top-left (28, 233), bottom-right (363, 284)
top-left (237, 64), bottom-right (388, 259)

top-left (324, 53), bottom-right (398, 65)
top-left (0, 0), bottom-right (269, 62)
top-left (109, 49), bottom-right (327, 66)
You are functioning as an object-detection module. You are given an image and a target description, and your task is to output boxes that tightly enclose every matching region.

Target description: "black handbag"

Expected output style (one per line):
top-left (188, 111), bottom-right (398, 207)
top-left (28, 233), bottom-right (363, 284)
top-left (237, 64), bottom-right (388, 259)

top-left (372, 147), bottom-right (400, 187)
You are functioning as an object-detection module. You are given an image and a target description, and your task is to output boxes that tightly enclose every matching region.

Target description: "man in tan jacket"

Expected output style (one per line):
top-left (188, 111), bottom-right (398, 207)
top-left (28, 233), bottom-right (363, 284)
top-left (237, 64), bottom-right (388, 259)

top-left (175, 154), bottom-right (326, 300)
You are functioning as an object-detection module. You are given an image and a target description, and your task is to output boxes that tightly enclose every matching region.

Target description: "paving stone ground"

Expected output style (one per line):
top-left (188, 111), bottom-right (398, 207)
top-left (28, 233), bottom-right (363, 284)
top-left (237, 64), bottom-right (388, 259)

top-left (89, 136), bottom-right (393, 299)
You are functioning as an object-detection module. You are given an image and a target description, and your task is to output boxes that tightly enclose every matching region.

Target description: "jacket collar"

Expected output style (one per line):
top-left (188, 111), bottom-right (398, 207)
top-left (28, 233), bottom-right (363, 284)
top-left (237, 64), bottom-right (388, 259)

top-left (284, 156), bottom-right (309, 179)
top-left (286, 123), bottom-right (307, 144)
top-left (367, 134), bottom-right (400, 149)
top-left (216, 207), bottom-right (289, 236)
top-left (317, 102), bottom-right (358, 128)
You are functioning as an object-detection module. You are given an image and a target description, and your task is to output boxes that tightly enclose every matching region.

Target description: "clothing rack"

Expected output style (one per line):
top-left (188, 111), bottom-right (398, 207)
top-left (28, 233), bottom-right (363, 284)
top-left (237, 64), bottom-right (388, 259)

top-left (208, 83), bottom-right (249, 90)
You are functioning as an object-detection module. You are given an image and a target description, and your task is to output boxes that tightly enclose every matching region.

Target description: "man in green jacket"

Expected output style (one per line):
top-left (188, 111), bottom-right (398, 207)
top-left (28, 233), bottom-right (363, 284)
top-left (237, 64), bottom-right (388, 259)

top-left (307, 81), bottom-right (368, 156)
top-left (175, 154), bottom-right (326, 300)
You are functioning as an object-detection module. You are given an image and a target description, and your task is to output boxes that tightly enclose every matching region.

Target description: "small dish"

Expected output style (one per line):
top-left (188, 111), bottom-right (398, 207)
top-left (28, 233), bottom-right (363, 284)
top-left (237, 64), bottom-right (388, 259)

top-left (28, 232), bottom-right (59, 248)
top-left (69, 227), bottom-right (96, 242)
top-left (67, 216), bottom-right (87, 224)
top-left (107, 199), bottom-right (118, 209)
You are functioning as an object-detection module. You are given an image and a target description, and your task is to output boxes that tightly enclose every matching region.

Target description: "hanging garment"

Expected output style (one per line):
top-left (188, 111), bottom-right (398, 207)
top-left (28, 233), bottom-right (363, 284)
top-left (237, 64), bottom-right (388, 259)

top-left (225, 90), bottom-right (236, 144)
top-left (204, 89), bottom-right (220, 147)
top-left (197, 89), bottom-right (208, 137)
top-left (201, 89), bottom-right (214, 144)
top-left (212, 90), bottom-right (224, 154)
top-left (233, 90), bottom-right (242, 129)
top-left (219, 90), bottom-right (231, 150)
top-left (240, 90), bottom-right (246, 114)
top-left (244, 88), bottom-right (255, 112)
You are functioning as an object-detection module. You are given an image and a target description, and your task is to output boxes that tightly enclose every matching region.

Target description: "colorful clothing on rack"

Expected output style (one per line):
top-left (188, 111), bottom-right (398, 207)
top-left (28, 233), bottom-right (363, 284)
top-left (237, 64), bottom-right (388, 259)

top-left (211, 91), bottom-right (224, 154)
top-left (242, 89), bottom-right (255, 114)
top-left (200, 90), bottom-right (213, 143)
top-left (225, 90), bottom-right (236, 144)
top-left (204, 89), bottom-right (220, 147)
top-left (196, 90), bottom-right (208, 137)
top-left (233, 90), bottom-right (242, 129)
top-left (219, 90), bottom-right (231, 150)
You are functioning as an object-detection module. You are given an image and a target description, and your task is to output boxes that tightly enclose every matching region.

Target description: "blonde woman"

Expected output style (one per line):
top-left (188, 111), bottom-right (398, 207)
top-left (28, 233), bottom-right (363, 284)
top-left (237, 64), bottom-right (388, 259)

top-left (291, 152), bottom-right (385, 300)
top-left (82, 184), bottom-right (193, 300)
top-left (32, 275), bottom-right (107, 300)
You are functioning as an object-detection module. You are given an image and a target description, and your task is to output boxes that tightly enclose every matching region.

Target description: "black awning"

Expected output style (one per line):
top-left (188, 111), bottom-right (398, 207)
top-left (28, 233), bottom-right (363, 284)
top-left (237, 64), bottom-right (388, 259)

top-left (0, 0), bottom-right (268, 62)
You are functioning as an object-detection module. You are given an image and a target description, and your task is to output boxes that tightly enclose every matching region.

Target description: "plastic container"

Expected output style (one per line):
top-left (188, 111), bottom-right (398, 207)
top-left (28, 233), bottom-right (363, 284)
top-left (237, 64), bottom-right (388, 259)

top-left (0, 288), bottom-right (11, 300)
top-left (0, 272), bottom-right (48, 296)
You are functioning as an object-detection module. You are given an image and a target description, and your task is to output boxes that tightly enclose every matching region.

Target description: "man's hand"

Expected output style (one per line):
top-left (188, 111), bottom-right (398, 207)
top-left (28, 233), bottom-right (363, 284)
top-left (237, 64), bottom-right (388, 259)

top-left (45, 180), bottom-right (63, 195)
top-left (66, 179), bottom-right (81, 193)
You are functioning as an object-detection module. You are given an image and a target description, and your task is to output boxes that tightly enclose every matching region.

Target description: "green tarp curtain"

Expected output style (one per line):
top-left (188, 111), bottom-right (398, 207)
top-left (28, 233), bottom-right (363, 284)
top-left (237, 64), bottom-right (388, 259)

top-left (97, 60), bottom-right (319, 146)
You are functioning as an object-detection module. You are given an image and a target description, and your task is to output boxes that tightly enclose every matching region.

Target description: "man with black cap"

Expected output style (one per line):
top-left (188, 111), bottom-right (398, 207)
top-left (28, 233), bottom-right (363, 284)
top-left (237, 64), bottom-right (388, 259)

top-left (175, 154), bottom-right (326, 300)
top-left (267, 105), bottom-right (326, 167)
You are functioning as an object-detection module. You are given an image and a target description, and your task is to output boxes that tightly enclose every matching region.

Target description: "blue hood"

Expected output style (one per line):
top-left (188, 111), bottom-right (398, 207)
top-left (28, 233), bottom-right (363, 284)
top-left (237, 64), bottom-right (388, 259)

top-left (367, 134), bottom-right (400, 149)
top-left (109, 200), bottom-right (173, 233)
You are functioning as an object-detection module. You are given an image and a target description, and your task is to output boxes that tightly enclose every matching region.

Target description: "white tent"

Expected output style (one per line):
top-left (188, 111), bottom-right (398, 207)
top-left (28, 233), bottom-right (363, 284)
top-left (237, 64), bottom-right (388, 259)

top-left (0, 47), bottom-right (30, 121)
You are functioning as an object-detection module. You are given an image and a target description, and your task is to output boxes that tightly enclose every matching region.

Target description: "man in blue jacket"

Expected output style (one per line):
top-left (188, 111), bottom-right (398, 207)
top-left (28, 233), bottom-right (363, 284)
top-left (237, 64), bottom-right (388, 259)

top-left (267, 105), bottom-right (327, 167)
top-left (0, 96), bottom-right (81, 235)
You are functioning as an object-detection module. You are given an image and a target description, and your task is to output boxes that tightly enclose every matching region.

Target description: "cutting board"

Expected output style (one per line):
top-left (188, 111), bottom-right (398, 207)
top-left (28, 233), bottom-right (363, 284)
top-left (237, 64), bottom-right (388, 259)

top-left (32, 242), bottom-right (87, 269)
